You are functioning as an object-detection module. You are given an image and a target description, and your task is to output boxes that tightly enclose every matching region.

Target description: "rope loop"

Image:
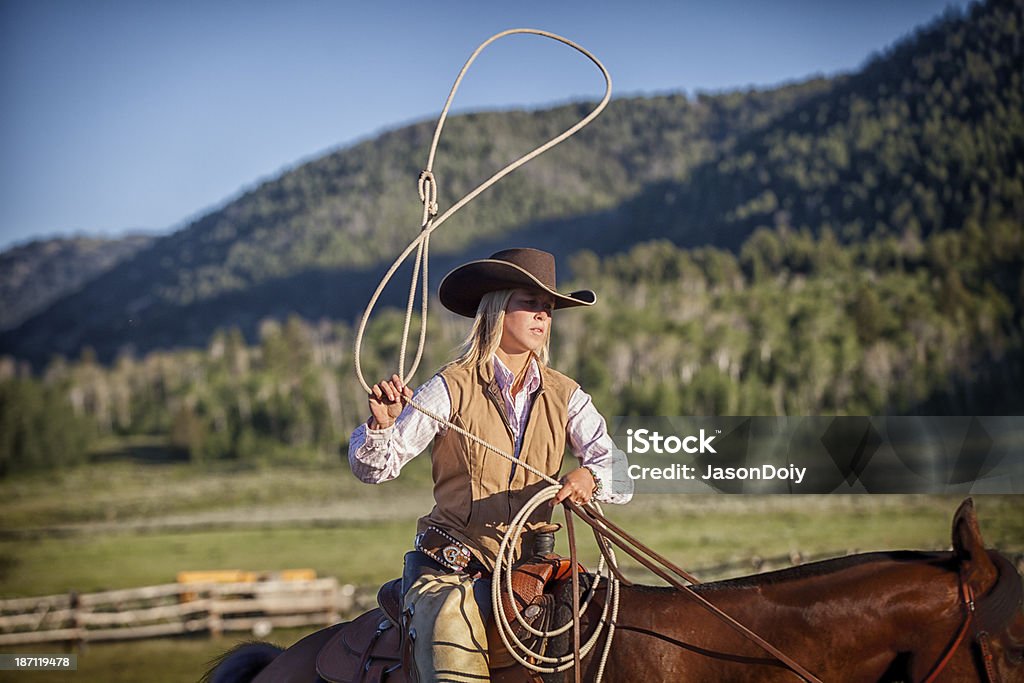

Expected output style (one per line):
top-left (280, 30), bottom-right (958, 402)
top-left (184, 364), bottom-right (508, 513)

top-left (418, 170), bottom-right (439, 218)
top-left (352, 28), bottom-right (612, 395)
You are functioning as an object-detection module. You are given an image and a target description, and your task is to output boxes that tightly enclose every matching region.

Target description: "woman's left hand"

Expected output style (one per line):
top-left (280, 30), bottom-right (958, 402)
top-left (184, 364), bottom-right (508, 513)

top-left (552, 467), bottom-right (597, 507)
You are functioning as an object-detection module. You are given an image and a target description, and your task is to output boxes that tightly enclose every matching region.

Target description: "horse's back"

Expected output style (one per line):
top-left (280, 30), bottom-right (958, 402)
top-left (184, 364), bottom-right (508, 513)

top-left (252, 623), bottom-right (343, 683)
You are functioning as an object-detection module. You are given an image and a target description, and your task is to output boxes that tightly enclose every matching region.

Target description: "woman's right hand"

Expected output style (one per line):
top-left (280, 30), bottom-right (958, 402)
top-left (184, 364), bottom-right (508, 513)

top-left (368, 374), bottom-right (412, 429)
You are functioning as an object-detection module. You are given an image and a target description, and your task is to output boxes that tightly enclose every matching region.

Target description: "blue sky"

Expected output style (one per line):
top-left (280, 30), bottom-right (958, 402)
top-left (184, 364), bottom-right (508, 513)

top-left (0, 0), bottom-right (970, 250)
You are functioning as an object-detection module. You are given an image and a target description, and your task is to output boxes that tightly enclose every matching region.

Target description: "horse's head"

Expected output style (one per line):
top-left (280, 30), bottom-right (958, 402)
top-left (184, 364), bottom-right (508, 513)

top-left (952, 498), bottom-right (1024, 682)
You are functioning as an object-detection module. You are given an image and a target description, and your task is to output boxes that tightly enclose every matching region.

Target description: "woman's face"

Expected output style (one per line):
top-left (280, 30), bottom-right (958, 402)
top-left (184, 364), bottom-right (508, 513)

top-left (500, 288), bottom-right (555, 355)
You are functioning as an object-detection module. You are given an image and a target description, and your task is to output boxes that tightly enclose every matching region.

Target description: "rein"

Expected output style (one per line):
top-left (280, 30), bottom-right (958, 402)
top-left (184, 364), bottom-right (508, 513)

top-left (921, 578), bottom-right (978, 683)
top-left (493, 487), bottom-right (825, 683)
top-left (561, 498), bottom-right (825, 683)
top-left (923, 552), bottom-right (1022, 683)
top-left (352, 28), bottom-right (824, 683)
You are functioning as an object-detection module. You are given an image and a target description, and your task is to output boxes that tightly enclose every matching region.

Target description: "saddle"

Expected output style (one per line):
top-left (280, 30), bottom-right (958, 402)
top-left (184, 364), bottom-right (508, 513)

top-left (316, 608), bottom-right (402, 683)
top-left (316, 555), bottom-right (584, 683)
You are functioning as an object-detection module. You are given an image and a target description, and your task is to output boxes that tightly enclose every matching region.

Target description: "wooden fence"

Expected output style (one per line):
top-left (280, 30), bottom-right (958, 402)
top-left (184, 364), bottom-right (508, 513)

top-left (0, 572), bottom-right (356, 646)
top-left (5, 551), bottom-right (1019, 646)
top-left (0, 553), bottom-right (847, 646)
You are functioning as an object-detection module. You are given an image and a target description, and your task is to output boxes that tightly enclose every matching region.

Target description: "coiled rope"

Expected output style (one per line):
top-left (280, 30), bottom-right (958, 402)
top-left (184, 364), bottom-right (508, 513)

top-left (492, 485), bottom-right (620, 679)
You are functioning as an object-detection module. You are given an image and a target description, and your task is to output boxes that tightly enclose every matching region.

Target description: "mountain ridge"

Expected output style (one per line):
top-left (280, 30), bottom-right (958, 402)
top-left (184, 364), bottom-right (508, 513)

top-left (1, 0), bottom-right (1019, 367)
top-left (0, 234), bottom-right (154, 332)
top-left (2, 80), bottom-right (834, 365)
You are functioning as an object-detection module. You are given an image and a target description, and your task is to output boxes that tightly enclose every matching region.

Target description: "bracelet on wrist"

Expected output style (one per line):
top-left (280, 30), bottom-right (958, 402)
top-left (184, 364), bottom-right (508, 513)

top-left (582, 465), bottom-right (603, 498)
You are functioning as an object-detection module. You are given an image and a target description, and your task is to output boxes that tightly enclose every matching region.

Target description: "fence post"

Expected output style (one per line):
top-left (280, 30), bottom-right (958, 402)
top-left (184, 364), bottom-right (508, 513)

top-left (326, 579), bottom-right (339, 624)
top-left (69, 590), bottom-right (83, 651)
top-left (208, 585), bottom-right (222, 638)
top-left (338, 584), bottom-right (356, 618)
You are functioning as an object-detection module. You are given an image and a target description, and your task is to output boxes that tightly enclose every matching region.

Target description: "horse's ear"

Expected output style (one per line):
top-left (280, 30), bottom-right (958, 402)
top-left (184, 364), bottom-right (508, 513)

top-left (952, 498), bottom-right (997, 593)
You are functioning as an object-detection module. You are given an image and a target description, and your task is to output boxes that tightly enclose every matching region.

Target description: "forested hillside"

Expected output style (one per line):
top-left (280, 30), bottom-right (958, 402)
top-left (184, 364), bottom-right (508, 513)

top-left (3, 1), bottom-right (1019, 365)
top-left (0, 234), bottom-right (153, 331)
top-left (613, 0), bottom-right (1022, 250)
top-left (3, 222), bottom-right (1019, 477)
top-left (0, 79), bottom-right (831, 364)
top-left (1, 0), bottom-right (1021, 476)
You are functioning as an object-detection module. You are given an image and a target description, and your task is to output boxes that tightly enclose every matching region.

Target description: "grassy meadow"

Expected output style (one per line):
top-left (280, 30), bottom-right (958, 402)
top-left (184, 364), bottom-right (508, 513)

top-left (1, 445), bottom-right (1022, 682)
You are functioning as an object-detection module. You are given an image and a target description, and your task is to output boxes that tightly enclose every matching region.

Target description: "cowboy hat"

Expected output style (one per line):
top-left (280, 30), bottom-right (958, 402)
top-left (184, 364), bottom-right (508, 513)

top-left (438, 248), bottom-right (597, 318)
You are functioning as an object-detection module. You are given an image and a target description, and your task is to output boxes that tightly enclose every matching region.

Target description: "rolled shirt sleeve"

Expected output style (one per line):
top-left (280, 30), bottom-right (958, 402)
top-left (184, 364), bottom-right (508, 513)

top-left (567, 387), bottom-right (634, 504)
top-left (347, 374), bottom-right (450, 483)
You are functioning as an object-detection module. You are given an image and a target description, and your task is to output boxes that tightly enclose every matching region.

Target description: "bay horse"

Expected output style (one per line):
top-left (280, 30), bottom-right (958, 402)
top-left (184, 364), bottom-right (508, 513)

top-left (204, 499), bottom-right (1023, 682)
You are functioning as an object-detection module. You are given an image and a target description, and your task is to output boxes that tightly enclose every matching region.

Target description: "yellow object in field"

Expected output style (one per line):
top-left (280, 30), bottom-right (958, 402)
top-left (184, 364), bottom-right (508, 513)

top-left (277, 568), bottom-right (317, 581)
top-left (177, 570), bottom-right (259, 584)
top-left (176, 568), bottom-right (318, 601)
top-left (176, 568), bottom-right (317, 583)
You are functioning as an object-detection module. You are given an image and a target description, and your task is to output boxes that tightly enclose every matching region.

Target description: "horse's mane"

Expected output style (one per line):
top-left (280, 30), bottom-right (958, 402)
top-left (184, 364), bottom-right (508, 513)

top-left (627, 550), bottom-right (955, 594)
top-left (199, 641), bottom-right (283, 683)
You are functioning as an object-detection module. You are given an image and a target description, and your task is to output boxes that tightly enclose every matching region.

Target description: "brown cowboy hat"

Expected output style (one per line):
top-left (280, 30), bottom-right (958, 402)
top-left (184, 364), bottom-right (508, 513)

top-left (438, 248), bottom-right (597, 318)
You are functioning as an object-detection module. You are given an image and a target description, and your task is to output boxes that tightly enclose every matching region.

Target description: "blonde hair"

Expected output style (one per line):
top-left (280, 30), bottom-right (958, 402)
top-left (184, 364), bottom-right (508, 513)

top-left (451, 289), bottom-right (550, 369)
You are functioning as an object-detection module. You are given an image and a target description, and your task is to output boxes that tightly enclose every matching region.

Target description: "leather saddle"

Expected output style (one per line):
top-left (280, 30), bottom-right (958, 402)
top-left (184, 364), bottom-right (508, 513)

top-left (316, 607), bottom-right (402, 683)
top-left (316, 555), bottom-right (584, 683)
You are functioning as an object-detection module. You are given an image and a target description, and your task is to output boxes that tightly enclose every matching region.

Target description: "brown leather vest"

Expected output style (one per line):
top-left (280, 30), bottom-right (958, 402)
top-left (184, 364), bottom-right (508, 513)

top-left (416, 361), bottom-right (577, 570)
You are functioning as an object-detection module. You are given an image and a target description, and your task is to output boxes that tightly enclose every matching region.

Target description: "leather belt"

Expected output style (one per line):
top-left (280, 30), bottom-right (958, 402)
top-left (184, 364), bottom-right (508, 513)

top-left (415, 526), bottom-right (473, 572)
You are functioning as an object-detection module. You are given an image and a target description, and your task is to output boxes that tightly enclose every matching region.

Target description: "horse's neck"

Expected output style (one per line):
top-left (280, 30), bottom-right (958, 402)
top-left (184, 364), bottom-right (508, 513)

top-left (600, 553), bottom-right (967, 682)
top-left (624, 551), bottom-right (959, 649)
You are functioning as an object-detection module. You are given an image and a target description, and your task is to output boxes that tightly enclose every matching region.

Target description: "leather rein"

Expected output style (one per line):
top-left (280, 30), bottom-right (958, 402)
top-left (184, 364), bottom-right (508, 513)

top-left (921, 552), bottom-right (1022, 683)
top-left (562, 499), bottom-right (826, 683)
top-left (562, 504), bottom-right (1022, 683)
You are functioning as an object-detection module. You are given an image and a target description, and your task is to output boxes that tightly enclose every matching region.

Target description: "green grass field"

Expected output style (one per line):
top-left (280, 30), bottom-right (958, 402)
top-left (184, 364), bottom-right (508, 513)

top-left (0, 629), bottom-right (313, 683)
top-left (1, 453), bottom-right (1021, 682)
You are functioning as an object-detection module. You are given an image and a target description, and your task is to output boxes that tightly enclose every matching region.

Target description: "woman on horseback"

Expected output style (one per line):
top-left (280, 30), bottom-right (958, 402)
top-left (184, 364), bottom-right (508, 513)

top-left (348, 247), bottom-right (633, 682)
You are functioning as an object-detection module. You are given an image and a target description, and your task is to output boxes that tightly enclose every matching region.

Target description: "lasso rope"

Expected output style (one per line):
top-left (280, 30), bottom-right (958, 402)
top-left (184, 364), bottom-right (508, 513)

top-left (352, 28), bottom-right (612, 394)
top-left (350, 29), bottom-right (823, 683)
top-left (350, 25), bottom-right (622, 679)
top-left (349, 27), bottom-right (620, 679)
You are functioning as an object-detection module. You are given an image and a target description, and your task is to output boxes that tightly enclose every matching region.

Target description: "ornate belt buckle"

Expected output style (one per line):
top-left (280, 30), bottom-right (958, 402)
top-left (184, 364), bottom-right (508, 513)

top-left (441, 544), bottom-right (471, 571)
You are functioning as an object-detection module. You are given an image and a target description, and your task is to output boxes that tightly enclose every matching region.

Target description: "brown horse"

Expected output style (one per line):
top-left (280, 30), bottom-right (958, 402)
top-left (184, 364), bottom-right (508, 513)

top-left (204, 499), bottom-right (1023, 682)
